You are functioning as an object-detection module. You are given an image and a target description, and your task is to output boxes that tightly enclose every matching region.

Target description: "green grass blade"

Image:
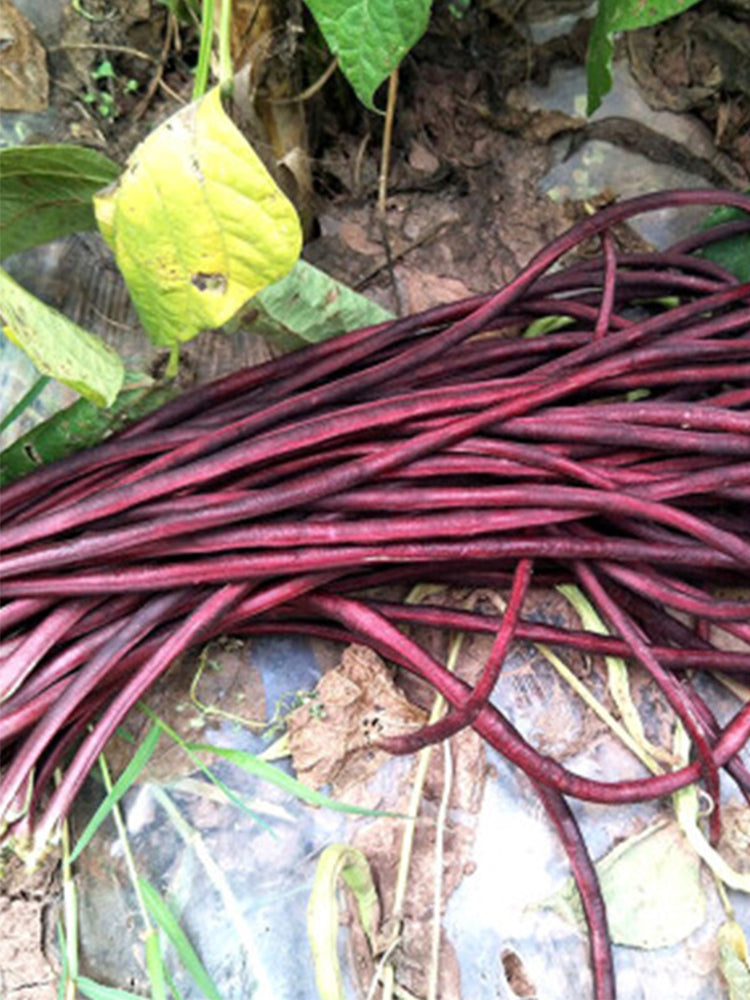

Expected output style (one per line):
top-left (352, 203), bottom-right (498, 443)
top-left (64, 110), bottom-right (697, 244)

top-left (163, 966), bottom-right (185, 1000)
top-left (150, 784), bottom-right (277, 997)
top-left (139, 704), bottom-right (274, 833)
top-left (186, 743), bottom-right (402, 818)
top-left (70, 724), bottom-right (161, 862)
top-left (0, 374), bottom-right (50, 435)
top-left (55, 923), bottom-right (69, 1000)
top-left (140, 876), bottom-right (223, 1000)
top-left (144, 928), bottom-right (168, 1000)
top-left (75, 977), bottom-right (149, 1000)
top-left (60, 813), bottom-right (80, 986)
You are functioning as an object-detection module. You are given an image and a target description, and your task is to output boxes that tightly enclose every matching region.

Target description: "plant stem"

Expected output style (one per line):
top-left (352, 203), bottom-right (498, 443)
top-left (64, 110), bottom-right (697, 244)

top-left (378, 67), bottom-right (399, 214)
top-left (217, 0), bottom-right (233, 97)
top-left (192, 0), bottom-right (214, 100)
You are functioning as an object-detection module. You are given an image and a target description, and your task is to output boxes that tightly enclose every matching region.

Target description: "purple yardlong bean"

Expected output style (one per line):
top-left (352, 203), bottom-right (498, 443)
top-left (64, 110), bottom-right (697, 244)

top-left (3, 190), bottom-right (750, 1000)
top-left (302, 591), bottom-right (750, 802)
top-left (533, 780), bottom-right (616, 1000)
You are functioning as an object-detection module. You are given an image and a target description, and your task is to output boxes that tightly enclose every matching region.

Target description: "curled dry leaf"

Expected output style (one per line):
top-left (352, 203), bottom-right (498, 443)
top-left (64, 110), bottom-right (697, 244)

top-left (286, 644), bottom-right (426, 793)
top-left (0, 0), bottom-right (48, 113)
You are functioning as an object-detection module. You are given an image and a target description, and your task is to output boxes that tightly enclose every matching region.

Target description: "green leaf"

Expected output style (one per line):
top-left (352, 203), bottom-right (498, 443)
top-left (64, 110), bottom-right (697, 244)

top-left (585, 0), bottom-right (617, 117)
top-left (94, 85), bottom-right (303, 349)
top-left (91, 60), bottom-right (116, 81)
top-left (307, 845), bottom-right (380, 1000)
top-left (606, 0), bottom-right (704, 32)
top-left (522, 314), bottom-right (573, 339)
top-left (70, 725), bottom-right (161, 863)
top-left (0, 370), bottom-right (175, 486)
top-left (140, 877), bottom-right (223, 1000)
top-left (0, 268), bottom-right (124, 406)
top-left (251, 259), bottom-right (393, 349)
top-left (547, 821), bottom-right (705, 947)
top-left (701, 234), bottom-right (750, 281)
top-left (586, 0), bottom-right (704, 114)
top-left (156, 0), bottom-right (200, 18)
top-left (186, 743), bottom-right (402, 819)
top-left (303, 0), bottom-right (432, 110)
top-left (0, 145), bottom-right (120, 261)
top-left (698, 204), bottom-right (750, 281)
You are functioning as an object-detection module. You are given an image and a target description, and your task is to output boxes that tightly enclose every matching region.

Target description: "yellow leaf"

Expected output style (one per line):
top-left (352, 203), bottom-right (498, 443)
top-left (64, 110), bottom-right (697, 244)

top-left (307, 845), bottom-right (380, 1000)
top-left (672, 722), bottom-right (750, 893)
top-left (94, 86), bottom-right (302, 347)
top-left (718, 921), bottom-right (750, 1000)
top-left (546, 820), bottom-right (705, 948)
top-left (0, 267), bottom-right (123, 406)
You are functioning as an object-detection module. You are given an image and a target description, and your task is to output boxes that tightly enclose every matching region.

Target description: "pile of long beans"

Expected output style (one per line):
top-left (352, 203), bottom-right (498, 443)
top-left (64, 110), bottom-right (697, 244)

top-left (2, 189), bottom-right (750, 998)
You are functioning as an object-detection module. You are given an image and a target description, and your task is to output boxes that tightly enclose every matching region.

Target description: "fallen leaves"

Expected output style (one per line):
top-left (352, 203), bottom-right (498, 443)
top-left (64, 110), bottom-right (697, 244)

top-left (286, 644), bottom-right (426, 793)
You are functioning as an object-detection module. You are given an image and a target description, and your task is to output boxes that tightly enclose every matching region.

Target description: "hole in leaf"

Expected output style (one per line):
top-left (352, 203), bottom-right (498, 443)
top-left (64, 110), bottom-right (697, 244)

top-left (501, 948), bottom-right (537, 998)
top-left (191, 272), bottom-right (227, 293)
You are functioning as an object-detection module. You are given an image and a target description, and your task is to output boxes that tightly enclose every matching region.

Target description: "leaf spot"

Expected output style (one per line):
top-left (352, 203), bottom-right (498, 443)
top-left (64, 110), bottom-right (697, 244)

top-left (23, 443), bottom-right (43, 467)
top-left (191, 272), bottom-right (228, 293)
top-left (190, 156), bottom-right (204, 181)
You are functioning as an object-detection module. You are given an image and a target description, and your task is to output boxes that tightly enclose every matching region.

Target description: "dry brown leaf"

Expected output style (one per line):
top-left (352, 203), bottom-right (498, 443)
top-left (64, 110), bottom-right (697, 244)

top-left (221, 0), bottom-right (313, 231)
top-left (408, 140), bottom-right (440, 174)
top-left (286, 644), bottom-right (426, 793)
top-left (0, 1), bottom-right (49, 112)
top-left (401, 268), bottom-right (473, 314)
top-left (339, 220), bottom-right (384, 257)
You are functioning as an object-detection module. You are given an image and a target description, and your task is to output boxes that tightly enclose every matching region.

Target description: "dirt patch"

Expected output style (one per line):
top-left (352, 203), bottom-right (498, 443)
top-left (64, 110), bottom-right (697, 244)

top-left (0, 852), bottom-right (59, 1000)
